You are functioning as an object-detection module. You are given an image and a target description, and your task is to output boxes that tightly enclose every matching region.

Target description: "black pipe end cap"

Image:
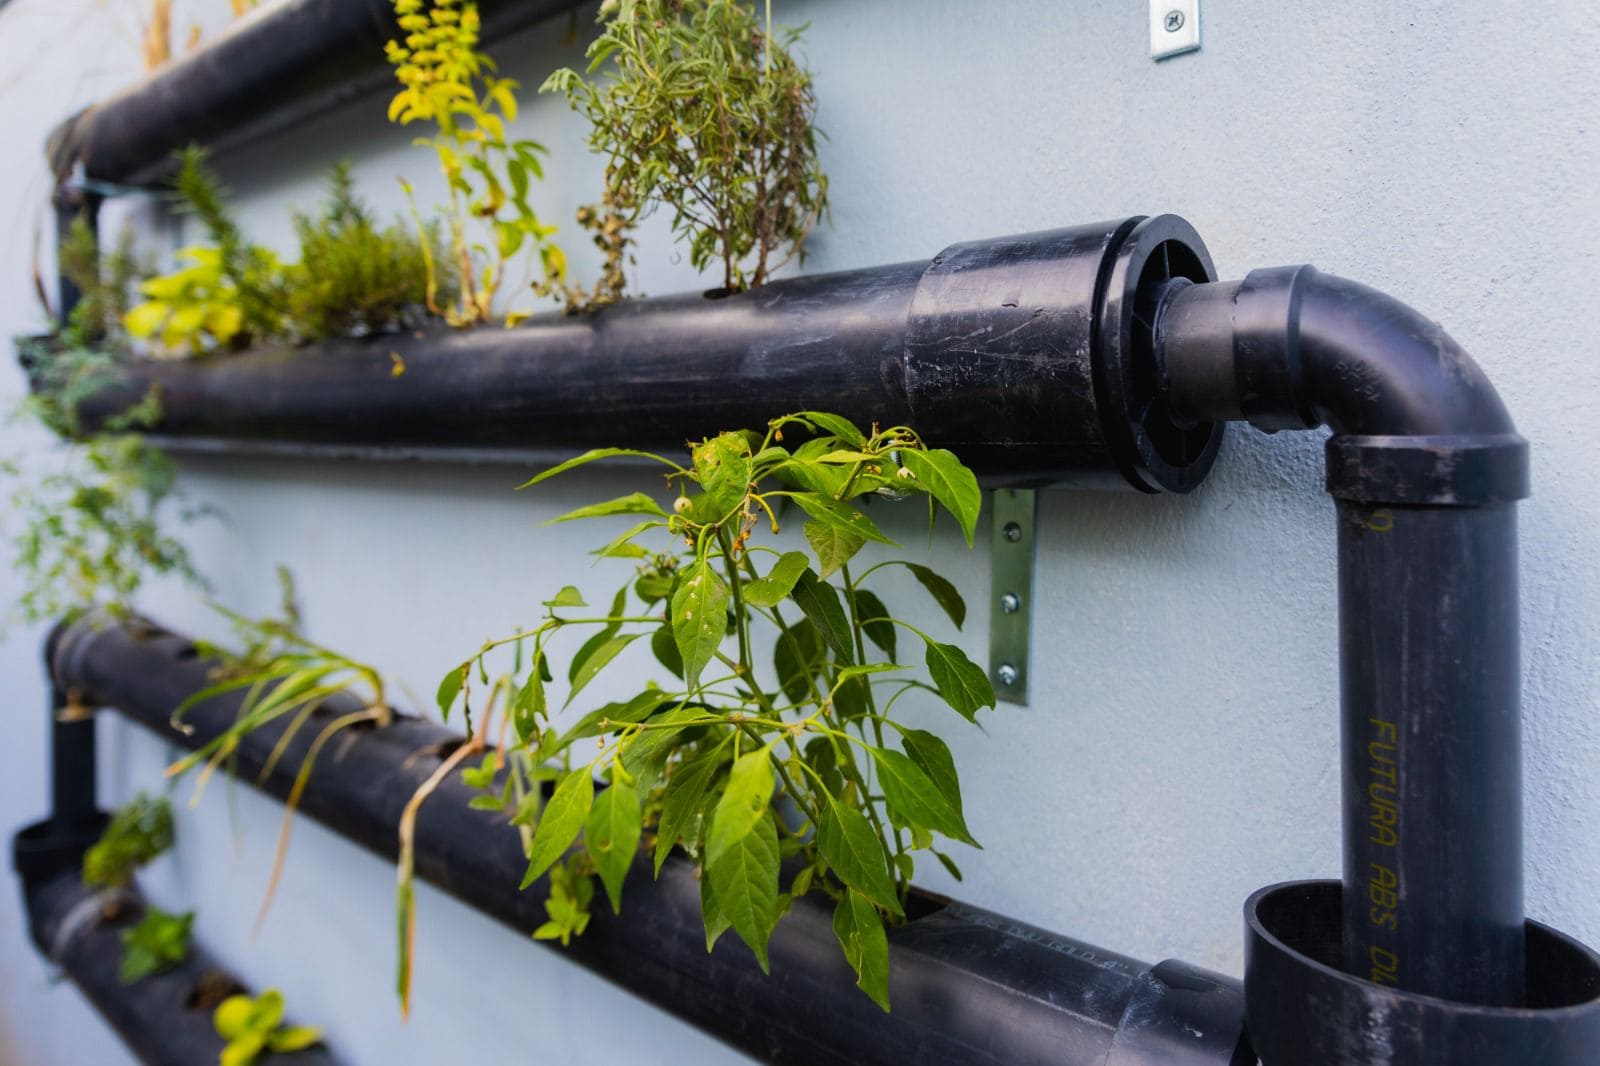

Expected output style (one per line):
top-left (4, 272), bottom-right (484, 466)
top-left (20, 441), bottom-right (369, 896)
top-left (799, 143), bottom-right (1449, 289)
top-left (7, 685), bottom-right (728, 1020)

top-left (13, 815), bottom-right (108, 950)
top-left (1244, 880), bottom-right (1600, 1066)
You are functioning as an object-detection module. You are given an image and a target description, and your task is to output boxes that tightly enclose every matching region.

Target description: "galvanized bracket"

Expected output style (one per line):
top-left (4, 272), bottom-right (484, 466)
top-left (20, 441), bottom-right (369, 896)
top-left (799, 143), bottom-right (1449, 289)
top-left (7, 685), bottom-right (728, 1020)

top-left (988, 489), bottom-right (1037, 706)
top-left (1150, 0), bottom-right (1201, 60)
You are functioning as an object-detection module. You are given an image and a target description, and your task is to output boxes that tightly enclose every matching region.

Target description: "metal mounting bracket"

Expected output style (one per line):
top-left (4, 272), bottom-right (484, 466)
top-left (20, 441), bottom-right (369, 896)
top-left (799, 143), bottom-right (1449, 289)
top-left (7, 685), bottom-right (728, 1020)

top-left (1150, 0), bottom-right (1201, 61)
top-left (988, 489), bottom-right (1038, 706)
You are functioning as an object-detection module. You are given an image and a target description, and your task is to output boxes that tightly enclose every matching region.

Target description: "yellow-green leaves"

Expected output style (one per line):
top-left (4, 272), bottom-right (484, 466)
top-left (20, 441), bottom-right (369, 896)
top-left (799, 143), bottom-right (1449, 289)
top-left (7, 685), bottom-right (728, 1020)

top-left (520, 447), bottom-right (684, 487)
top-left (214, 989), bottom-right (321, 1066)
top-left (804, 520), bottom-right (865, 580)
top-left (870, 746), bottom-right (977, 846)
top-left (897, 448), bottom-right (981, 546)
top-left (546, 492), bottom-right (668, 524)
top-left (671, 560), bottom-right (729, 687)
top-left (833, 890), bottom-right (891, 1012)
top-left (706, 749), bottom-right (775, 866)
top-left (741, 551), bottom-right (808, 608)
top-left (586, 776), bottom-right (642, 911)
top-left (693, 432), bottom-right (754, 517)
top-left (708, 809), bottom-right (780, 970)
top-left (521, 769), bottom-right (593, 889)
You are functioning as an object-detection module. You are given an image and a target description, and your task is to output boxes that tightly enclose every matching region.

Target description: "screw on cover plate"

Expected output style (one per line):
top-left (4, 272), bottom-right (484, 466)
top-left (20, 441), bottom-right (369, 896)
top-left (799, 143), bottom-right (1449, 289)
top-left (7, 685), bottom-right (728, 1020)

top-left (1163, 9), bottom-right (1185, 32)
top-left (1003, 522), bottom-right (1023, 542)
top-left (1000, 593), bottom-right (1021, 615)
top-left (997, 663), bottom-right (1019, 687)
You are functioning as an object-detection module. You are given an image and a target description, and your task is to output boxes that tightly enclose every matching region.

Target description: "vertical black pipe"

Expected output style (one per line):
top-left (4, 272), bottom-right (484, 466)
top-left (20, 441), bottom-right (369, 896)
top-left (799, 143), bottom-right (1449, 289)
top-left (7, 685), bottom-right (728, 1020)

top-left (1336, 500), bottom-right (1522, 1004)
top-left (46, 622), bottom-right (99, 832)
top-left (1157, 266), bottom-right (1531, 1006)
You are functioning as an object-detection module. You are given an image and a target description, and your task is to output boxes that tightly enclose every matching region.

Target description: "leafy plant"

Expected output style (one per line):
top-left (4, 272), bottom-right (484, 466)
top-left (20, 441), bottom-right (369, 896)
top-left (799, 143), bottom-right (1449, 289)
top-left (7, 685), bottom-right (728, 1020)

top-left (4, 339), bottom-right (204, 628)
top-left (167, 600), bottom-right (391, 930)
top-left (441, 412), bottom-right (988, 1010)
top-left (126, 148), bottom-right (288, 355)
top-left (119, 906), bottom-right (195, 983)
top-left (213, 989), bottom-right (321, 1066)
top-left (386, 0), bottom-right (566, 325)
top-left (283, 162), bottom-right (454, 340)
top-left (83, 793), bottom-right (176, 889)
top-left (57, 215), bottom-right (150, 347)
top-left (544, 0), bottom-right (828, 293)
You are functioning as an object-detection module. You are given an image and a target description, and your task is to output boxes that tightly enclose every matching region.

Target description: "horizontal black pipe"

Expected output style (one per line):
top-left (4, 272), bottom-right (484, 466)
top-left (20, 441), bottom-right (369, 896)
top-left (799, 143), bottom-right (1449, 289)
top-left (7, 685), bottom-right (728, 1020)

top-left (47, 614), bottom-right (1251, 1066)
top-left (1157, 268), bottom-right (1538, 1041)
top-left (15, 869), bottom-right (338, 1066)
top-left (47, 0), bottom-right (583, 188)
top-left (63, 217), bottom-right (1225, 492)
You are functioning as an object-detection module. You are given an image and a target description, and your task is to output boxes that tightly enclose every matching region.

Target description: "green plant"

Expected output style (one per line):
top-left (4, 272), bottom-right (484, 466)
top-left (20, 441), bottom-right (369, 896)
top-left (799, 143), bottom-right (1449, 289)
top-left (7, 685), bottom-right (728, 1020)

top-left (387, 0), bottom-right (566, 325)
top-left (119, 906), bottom-right (195, 983)
top-left (83, 793), bottom-right (176, 889)
top-left (57, 216), bottom-right (149, 347)
top-left (283, 162), bottom-right (454, 340)
top-left (213, 989), bottom-right (321, 1066)
top-left (441, 412), bottom-right (988, 1010)
top-left (544, 0), bottom-right (828, 292)
top-left (126, 148), bottom-right (288, 355)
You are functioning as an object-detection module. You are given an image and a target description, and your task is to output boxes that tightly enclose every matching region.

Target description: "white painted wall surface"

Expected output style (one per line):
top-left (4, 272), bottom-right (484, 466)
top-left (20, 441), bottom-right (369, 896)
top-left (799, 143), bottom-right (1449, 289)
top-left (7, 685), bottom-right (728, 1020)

top-left (2, 1), bottom-right (1597, 1062)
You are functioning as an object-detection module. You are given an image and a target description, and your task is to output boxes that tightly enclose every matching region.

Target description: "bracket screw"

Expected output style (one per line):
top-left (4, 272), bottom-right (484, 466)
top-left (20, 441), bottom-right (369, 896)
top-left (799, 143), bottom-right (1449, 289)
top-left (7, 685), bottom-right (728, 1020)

top-left (997, 663), bottom-right (1019, 687)
top-left (1000, 592), bottom-right (1021, 614)
top-left (1003, 522), bottom-right (1023, 542)
top-left (1163, 9), bottom-right (1184, 32)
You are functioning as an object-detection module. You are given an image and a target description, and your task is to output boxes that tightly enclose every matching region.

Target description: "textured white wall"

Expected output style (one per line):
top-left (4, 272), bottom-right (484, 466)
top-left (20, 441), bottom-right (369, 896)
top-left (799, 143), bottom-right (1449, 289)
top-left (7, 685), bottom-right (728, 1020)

top-left (2, 1), bottom-right (1598, 1063)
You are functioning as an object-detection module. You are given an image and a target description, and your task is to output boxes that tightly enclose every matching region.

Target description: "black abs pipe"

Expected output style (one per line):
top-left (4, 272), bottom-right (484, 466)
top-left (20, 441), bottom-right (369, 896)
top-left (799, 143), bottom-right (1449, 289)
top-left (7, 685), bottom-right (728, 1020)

top-left (65, 217), bottom-right (1225, 492)
top-left (1156, 267), bottom-right (1600, 1062)
top-left (37, 614), bottom-right (1252, 1066)
top-left (14, 872), bottom-right (338, 1066)
top-left (46, 0), bottom-right (584, 188)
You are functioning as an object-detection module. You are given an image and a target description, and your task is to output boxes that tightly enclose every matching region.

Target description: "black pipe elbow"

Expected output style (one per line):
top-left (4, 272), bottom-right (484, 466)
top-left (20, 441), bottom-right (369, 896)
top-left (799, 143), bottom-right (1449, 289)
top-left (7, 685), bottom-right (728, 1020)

top-left (1156, 265), bottom-right (1528, 506)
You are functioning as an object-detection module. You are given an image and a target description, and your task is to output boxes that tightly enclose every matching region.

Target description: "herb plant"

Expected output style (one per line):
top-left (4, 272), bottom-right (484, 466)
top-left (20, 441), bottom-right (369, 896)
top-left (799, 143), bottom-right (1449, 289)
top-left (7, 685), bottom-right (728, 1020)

top-left (283, 163), bottom-right (452, 340)
top-left (119, 906), bottom-right (195, 983)
top-left (213, 989), bottom-right (322, 1066)
top-left (544, 0), bottom-right (828, 292)
top-left (387, 0), bottom-right (566, 325)
top-left (83, 793), bottom-right (176, 889)
top-left (441, 412), bottom-right (989, 1010)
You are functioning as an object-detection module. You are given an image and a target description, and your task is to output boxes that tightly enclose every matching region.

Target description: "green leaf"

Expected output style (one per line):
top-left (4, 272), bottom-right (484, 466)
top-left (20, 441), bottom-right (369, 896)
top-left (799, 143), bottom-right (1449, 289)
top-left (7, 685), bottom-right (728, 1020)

top-left (773, 621), bottom-right (822, 705)
top-left (512, 660), bottom-right (546, 745)
top-left (707, 810), bottom-right (779, 971)
top-left (521, 769), bottom-right (594, 888)
top-left (650, 624), bottom-right (684, 679)
top-left (595, 520), bottom-right (663, 559)
top-left (804, 519), bottom-right (865, 579)
top-left (267, 1027), bottom-right (323, 1054)
top-left (671, 560), bottom-right (729, 686)
top-left (570, 587), bottom-right (628, 679)
top-left (923, 640), bottom-right (995, 721)
top-left (545, 585), bottom-right (587, 609)
top-left (853, 589), bottom-right (896, 662)
top-left (741, 551), bottom-right (809, 608)
top-left (795, 411), bottom-right (865, 447)
top-left (790, 569), bottom-right (855, 664)
top-left (586, 779), bottom-right (642, 912)
top-left (520, 447), bottom-right (682, 486)
top-left (557, 690), bottom-right (668, 747)
top-left (700, 859), bottom-right (732, 952)
top-left (791, 493), bottom-right (894, 546)
top-left (691, 432), bottom-right (753, 517)
top-left (619, 706), bottom-right (706, 794)
top-left (654, 748), bottom-right (723, 875)
top-left (436, 664), bottom-right (465, 720)
top-left (870, 746), bottom-right (978, 846)
top-left (546, 492), bottom-right (668, 524)
top-left (907, 563), bottom-right (966, 629)
top-left (705, 748), bottom-right (775, 867)
top-left (899, 449), bottom-right (982, 546)
top-left (832, 889), bottom-right (891, 1011)
top-left (565, 633), bottom-right (642, 708)
top-left (902, 729), bottom-right (965, 821)
top-left (834, 663), bottom-right (904, 685)
top-left (815, 795), bottom-right (902, 915)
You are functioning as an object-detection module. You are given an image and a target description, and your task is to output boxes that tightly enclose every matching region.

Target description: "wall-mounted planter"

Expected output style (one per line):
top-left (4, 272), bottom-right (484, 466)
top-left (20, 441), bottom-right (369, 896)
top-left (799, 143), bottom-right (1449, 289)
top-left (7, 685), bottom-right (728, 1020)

top-left (11, 850), bottom-right (336, 1066)
top-left (36, 613), bottom-right (1253, 1066)
top-left (46, 0), bottom-right (584, 188)
top-left (48, 217), bottom-right (1225, 493)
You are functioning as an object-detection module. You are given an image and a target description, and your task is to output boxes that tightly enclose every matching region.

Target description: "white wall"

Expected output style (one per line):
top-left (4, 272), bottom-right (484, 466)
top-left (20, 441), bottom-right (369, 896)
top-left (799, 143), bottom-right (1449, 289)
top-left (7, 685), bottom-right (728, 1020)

top-left (3, 1), bottom-right (1598, 1062)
